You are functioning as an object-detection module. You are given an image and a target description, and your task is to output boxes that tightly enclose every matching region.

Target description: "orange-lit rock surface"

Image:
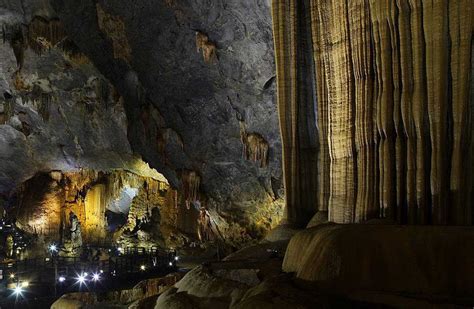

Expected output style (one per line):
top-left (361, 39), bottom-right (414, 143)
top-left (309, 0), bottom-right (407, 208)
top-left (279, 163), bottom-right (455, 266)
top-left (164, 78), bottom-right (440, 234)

top-left (13, 169), bottom-right (175, 245)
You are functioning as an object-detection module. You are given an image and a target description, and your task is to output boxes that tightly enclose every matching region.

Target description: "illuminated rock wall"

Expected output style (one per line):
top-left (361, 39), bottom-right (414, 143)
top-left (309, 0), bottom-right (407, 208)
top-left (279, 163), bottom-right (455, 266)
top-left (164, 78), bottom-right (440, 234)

top-left (84, 184), bottom-right (107, 240)
top-left (52, 0), bottom-right (285, 242)
top-left (13, 169), bottom-right (175, 243)
top-left (272, 0), bottom-right (474, 225)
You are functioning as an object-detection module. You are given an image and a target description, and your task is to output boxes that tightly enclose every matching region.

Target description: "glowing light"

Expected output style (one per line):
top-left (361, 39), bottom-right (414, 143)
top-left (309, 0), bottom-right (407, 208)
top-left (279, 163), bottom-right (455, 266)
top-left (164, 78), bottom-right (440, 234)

top-left (21, 281), bottom-right (29, 288)
top-left (99, 270), bottom-right (104, 274)
top-left (12, 286), bottom-right (23, 297)
top-left (174, 256), bottom-right (179, 261)
top-left (76, 274), bottom-right (86, 285)
top-left (49, 244), bottom-right (58, 252)
top-left (140, 265), bottom-right (146, 271)
top-left (168, 262), bottom-right (173, 266)
top-left (9, 273), bottom-right (15, 279)
top-left (84, 272), bottom-right (88, 276)
top-left (92, 273), bottom-right (100, 281)
top-left (58, 276), bottom-right (66, 282)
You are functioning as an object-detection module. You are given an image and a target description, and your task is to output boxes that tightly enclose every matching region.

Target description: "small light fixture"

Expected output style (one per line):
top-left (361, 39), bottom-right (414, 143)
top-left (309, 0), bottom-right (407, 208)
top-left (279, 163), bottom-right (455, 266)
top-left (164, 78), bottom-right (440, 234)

top-left (21, 281), bottom-right (29, 288)
top-left (12, 285), bottom-right (23, 296)
top-left (49, 244), bottom-right (57, 252)
top-left (76, 274), bottom-right (86, 285)
top-left (168, 262), bottom-right (173, 266)
top-left (174, 256), bottom-right (179, 261)
top-left (92, 273), bottom-right (100, 281)
top-left (9, 273), bottom-right (15, 279)
top-left (58, 276), bottom-right (66, 283)
top-left (140, 265), bottom-right (146, 271)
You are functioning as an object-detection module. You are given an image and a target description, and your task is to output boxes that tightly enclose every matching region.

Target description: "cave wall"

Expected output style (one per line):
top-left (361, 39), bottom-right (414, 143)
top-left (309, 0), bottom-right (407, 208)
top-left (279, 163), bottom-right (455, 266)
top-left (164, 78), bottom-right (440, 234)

top-left (272, 0), bottom-right (473, 225)
top-left (0, 3), bottom-right (162, 196)
top-left (13, 169), bottom-right (173, 243)
top-left (52, 0), bottom-right (285, 237)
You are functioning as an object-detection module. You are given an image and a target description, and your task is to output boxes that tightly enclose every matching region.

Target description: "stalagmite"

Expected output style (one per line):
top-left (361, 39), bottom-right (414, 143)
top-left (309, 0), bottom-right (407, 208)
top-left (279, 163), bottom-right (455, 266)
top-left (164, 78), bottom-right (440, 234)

top-left (272, 0), bottom-right (474, 225)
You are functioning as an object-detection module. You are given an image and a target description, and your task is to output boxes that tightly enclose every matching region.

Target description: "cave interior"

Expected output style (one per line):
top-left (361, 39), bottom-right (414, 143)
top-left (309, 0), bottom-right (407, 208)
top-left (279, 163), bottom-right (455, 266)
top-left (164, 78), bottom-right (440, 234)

top-left (0, 0), bottom-right (473, 308)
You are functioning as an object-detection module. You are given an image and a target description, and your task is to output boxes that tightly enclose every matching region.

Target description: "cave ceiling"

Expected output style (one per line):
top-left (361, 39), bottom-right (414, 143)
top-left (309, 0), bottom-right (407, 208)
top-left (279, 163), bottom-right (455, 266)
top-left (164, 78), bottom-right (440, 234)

top-left (0, 0), bottom-right (284, 231)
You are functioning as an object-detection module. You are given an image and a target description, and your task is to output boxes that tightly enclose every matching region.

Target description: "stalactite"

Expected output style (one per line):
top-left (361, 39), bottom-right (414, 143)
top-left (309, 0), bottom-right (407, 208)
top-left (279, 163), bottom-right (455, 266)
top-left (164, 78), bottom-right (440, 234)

top-left (96, 3), bottom-right (132, 63)
top-left (195, 31), bottom-right (217, 63)
top-left (37, 93), bottom-right (52, 121)
top-left (156, 128), bottom-right (170, 162)
top-left (94, 78), bottom-right (110, 103)
top-left (239, 121), bottom-right (269, 168)
top-left (7, 26), bottom-right (26, 70)
top-left (244, 133), bottom-right (269, 168)
top-left (180, 170), bottom-right (200, 210)
top-left (271, 0), bottom-right (473, 225)
top-left (27, 17), bottom-right (67, 55)
top-left (1, 99), bottom-right (14, 124)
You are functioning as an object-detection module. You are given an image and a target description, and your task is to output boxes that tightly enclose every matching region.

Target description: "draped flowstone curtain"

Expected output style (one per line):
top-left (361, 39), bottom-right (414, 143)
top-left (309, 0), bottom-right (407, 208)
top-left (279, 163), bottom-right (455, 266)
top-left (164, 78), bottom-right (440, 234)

top-left (272, 0), bottom-right (320, 228)
top-left (272, 0), bottom-right (474, 226)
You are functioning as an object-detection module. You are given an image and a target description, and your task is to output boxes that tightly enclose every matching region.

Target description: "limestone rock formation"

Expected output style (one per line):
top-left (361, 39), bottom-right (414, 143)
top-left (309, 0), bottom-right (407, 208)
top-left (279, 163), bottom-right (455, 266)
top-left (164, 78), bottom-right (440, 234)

top-left (51, 0), bottom-right (285, 237)
top-left (12, 169), bottom-right (178, 252)
top-left (272, 0), bottom-right (474, 225)
top-left (283, 224), bottom-right (474, 299)
top-left (0, 5), bottom-right (151, 196)
top-left (51, 273), bottom-right (184, 309)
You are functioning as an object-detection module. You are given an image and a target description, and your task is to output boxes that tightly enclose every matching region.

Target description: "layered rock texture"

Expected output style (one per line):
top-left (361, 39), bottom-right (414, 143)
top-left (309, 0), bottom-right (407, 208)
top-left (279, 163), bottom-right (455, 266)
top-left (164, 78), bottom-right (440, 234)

top-left (52, 0), bottom-right (285, 238)
top-left (272, 0), bottom-right (474, 225)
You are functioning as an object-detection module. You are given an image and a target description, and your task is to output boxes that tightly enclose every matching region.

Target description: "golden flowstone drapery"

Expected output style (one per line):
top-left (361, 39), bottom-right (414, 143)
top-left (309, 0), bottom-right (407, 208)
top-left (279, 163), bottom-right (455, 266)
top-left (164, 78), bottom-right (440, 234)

top-left (272, 0), bottom-right (473, 226)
